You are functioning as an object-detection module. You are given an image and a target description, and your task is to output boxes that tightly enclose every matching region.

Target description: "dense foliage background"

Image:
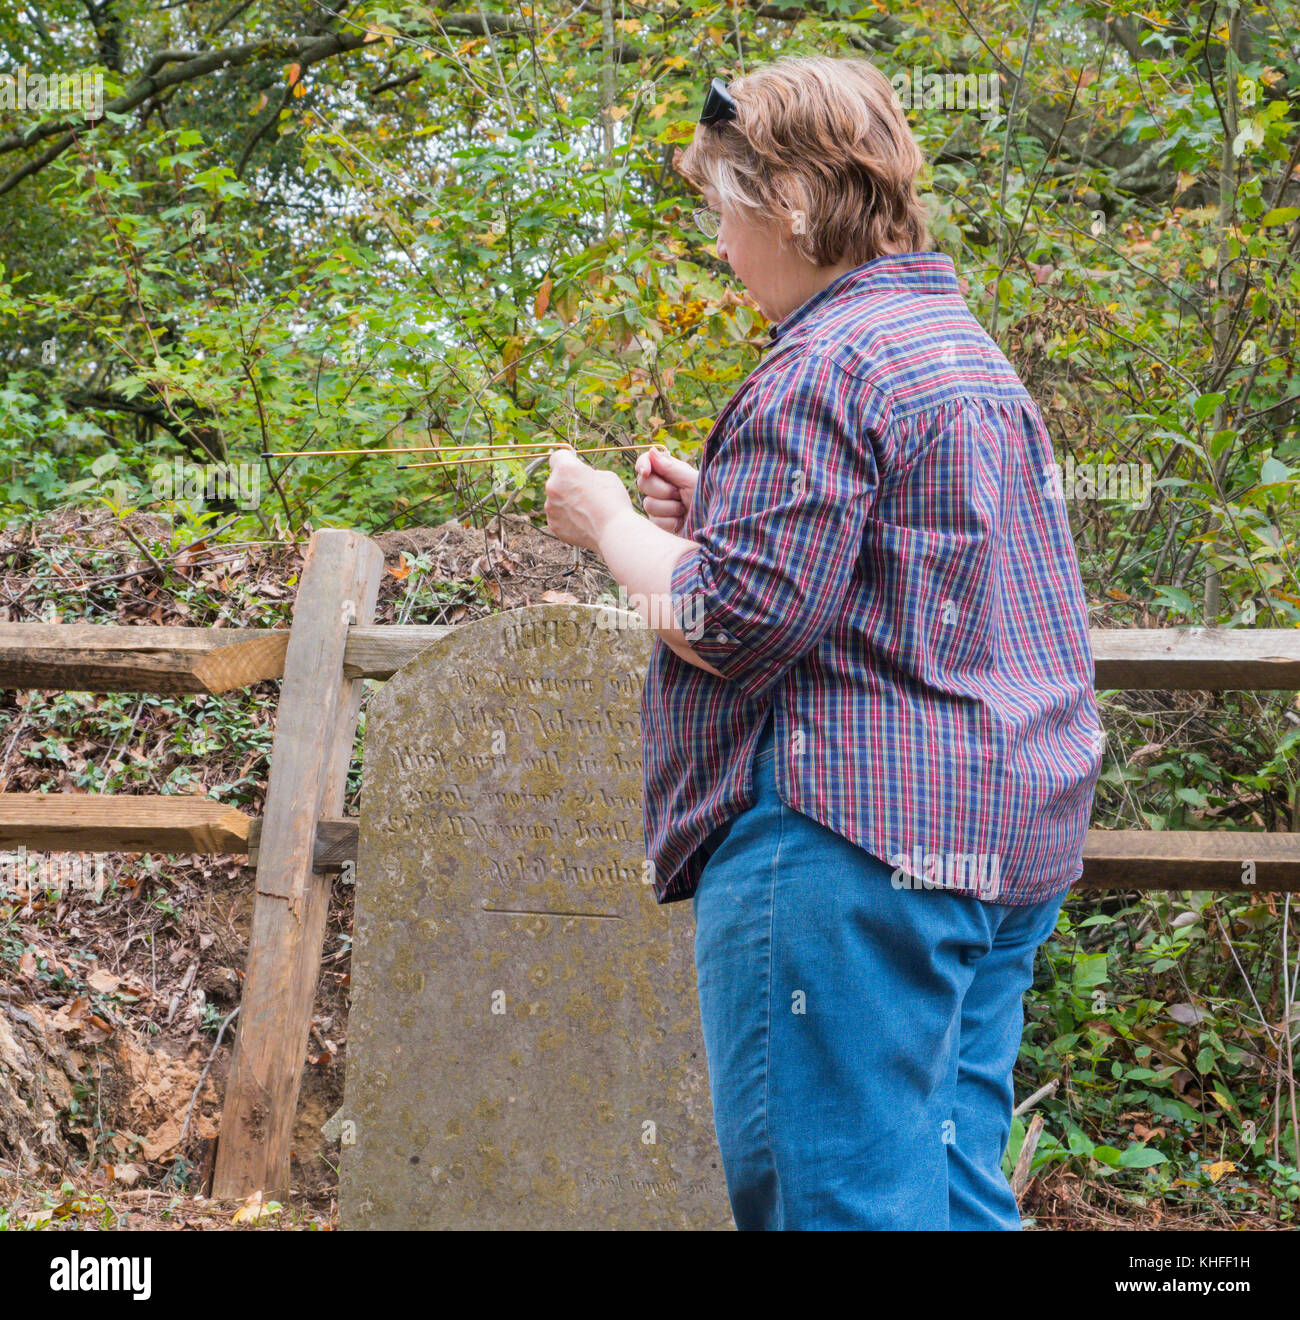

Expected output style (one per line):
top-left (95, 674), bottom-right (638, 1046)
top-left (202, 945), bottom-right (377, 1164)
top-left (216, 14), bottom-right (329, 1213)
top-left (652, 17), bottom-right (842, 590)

top-left (2, 0), bottom-right (1299, 1225)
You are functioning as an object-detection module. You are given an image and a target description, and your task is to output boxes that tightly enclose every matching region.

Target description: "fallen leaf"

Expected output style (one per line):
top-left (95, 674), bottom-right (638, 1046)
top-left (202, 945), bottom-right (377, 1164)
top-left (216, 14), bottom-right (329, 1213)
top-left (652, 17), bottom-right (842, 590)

top-left (87, 967), bottom-right (121, 994)
top-left (1130, 742), bottom-right (1165, 761)
top-left (52, 997), bottom-right (91, 1031)
top-left (232, 1190), bottom-right (281, 1225)
top-left (1201, 1160), bottom-right (1236, 1183)
top-left (141, 1116), bottom-right (184, 1162)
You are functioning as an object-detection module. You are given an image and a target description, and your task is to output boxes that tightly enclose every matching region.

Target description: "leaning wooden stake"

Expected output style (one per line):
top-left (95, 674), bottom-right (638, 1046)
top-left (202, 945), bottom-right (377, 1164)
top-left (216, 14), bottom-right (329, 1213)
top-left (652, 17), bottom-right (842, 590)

top-left (213, 529), bottom-right (383, 1200)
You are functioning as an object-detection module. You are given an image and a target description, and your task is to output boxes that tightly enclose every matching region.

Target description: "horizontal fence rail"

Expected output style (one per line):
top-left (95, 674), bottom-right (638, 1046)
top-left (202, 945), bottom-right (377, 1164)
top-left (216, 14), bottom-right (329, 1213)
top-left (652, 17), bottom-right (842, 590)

top-left (2, 807), bottom-right (1292, 892)
top-left (0, 623), bottom-right (289, 694)
top-left (5, 623), bottom-right (1300, 692)
top-left (0, 793), bottom-right (251, 854)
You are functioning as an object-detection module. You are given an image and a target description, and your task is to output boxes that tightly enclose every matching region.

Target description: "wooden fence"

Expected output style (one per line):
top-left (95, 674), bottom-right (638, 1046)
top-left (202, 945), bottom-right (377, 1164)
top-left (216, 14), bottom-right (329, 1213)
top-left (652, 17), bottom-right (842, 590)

top-left (2, 527), bottom-right (1300, 1199)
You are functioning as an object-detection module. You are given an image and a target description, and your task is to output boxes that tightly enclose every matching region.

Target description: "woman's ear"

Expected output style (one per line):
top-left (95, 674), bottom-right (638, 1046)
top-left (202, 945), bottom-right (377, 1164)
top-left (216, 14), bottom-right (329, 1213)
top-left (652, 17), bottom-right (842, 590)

top-left (775, 189), bottom-right (812, 250)
top-left (774, 206), bottom-right (806, 253)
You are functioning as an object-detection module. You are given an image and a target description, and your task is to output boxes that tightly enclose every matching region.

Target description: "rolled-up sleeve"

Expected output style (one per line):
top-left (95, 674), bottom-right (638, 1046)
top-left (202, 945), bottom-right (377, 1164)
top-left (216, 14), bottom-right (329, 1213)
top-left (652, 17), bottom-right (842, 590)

top-left (670, 352), bottom-right (884, 702)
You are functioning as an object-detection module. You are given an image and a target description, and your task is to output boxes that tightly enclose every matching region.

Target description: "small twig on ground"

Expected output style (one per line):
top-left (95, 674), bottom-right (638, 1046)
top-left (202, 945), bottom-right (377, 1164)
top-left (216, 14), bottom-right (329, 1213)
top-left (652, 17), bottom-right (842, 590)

top-left (179, 1004), bottom-right (240, 1150)
top-left (117, 521), bottom-right (168, 578)
top-left (1010, 1112), bottom-right (1046, 1200)
top-left (1013, 1077), bottom-right (1059, 1117)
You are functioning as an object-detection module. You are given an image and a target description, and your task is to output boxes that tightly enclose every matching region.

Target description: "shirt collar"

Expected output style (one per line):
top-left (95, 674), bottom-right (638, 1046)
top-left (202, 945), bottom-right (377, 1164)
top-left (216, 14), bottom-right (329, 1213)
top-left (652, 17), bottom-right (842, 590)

top-left (766, 250), bottom-right (960, 345)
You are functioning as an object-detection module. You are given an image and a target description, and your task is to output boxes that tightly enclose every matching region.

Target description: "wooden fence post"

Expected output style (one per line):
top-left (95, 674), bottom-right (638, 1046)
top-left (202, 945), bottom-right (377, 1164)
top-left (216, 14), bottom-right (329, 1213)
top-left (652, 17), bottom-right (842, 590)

top-left (213, 529), bottom-right (383, 1200)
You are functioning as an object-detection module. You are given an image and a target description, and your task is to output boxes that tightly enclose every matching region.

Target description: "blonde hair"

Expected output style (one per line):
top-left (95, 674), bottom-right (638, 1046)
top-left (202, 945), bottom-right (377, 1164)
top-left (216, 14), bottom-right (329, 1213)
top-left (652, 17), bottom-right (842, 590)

top-left (677, 55), bottom-right (931, 267)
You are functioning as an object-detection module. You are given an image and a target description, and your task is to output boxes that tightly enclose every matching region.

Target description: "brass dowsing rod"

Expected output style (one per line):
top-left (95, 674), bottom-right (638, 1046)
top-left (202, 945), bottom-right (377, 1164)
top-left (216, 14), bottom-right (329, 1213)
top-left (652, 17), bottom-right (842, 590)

top-left (397, 444), bottom-right (654, 471)
top-left (260, 440), bottom-right (660, 460)
top-left (261, 442), bottom-right (553, 459)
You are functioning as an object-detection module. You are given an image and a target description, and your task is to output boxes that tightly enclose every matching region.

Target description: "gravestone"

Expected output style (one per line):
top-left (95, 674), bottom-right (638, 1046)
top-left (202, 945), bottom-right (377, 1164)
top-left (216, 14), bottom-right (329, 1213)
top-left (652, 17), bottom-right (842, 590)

top-left (339, 603), bottom-right (732, 1229)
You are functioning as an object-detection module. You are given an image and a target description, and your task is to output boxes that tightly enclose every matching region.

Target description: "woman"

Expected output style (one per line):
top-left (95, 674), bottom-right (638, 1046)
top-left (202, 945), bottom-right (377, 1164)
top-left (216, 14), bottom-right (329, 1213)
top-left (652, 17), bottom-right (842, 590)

top-left (544, 54), bottom-right (1101, 1231)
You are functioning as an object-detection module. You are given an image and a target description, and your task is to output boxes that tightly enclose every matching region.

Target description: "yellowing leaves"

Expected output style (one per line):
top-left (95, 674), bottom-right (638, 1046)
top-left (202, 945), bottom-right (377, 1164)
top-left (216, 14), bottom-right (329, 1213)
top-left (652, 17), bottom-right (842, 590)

top-left (534, 275), bottom-right (553, 318)
top-left (656, 296), bottom-right (707, 333)
top-left (232, 1191), bottom-right (282, 1225)
top-left (502, 336), bottom-right (523, 387)
top-left (657, 121), bottom-right (697, 145)
top-left (1200, 1160), bottom-right (1236, 1184)
top-left (651, 89), bottom-right (687, 118)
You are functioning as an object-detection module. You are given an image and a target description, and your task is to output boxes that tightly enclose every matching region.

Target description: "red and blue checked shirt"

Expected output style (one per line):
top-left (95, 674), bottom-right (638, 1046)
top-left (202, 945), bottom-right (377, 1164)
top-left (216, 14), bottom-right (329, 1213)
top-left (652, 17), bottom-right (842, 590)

top-left (640, 250), bottom-right (1102, 906)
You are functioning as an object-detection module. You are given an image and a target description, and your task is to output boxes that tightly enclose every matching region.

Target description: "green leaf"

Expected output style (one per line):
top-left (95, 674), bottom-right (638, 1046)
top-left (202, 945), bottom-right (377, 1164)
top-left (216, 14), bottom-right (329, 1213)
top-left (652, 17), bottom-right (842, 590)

top-left (1118, 1144), bottom-right (1168, 1168)
top-left (1193, 391), bottom-right (1224, 421)
top-left (1151, 585), bottom-right (1194, 614)
top-left (1066, 1127), bottom-right (1095, 1157)
top-left (1208, 429), bottom-right (1236, 462)
top-left (1275, 727), bottom-right (1300, 756)
top-left (1260, 207), bottom-right (1300, 227)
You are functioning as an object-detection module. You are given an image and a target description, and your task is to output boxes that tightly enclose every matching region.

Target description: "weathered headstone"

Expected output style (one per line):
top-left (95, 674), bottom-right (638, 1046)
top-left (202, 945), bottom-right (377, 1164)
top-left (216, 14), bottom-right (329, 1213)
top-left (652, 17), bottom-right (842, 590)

top-left (339, 604), bottom-right (731, 1229)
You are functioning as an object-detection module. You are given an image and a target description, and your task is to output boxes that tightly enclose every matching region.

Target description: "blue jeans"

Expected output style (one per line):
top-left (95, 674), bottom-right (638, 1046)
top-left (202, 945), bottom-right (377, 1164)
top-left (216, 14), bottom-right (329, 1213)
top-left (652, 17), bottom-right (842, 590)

top-left (692, 712), bottom-right (1066, 1231)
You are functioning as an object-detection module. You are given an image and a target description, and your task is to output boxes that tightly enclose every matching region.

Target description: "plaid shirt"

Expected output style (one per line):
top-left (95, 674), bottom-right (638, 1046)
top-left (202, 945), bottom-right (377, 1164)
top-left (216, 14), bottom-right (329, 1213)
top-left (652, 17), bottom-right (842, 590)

top-left (640, 251), bottom-right (1102, 906)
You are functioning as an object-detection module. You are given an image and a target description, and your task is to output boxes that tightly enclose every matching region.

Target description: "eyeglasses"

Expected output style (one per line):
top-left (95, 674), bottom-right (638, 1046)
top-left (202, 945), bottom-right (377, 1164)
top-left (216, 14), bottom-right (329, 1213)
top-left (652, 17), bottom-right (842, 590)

top-left (693, 79), bottom-right (735, 240)
top-left (699, 77), bottom-right (737, 128)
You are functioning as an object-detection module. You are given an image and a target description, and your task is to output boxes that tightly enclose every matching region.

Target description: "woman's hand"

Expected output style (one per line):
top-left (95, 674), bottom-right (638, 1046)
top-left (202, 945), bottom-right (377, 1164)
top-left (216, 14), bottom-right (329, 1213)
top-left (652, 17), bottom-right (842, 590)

top-left (544, 446), bottom-right (636, 552)
top-left (634, 444), bottom-right (699, 535)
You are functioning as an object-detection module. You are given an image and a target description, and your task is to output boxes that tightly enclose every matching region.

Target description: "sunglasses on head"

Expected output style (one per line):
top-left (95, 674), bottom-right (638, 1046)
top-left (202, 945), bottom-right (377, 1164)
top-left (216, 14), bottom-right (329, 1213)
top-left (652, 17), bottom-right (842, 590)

top-left (699, 76), bottom-right (737, 127)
